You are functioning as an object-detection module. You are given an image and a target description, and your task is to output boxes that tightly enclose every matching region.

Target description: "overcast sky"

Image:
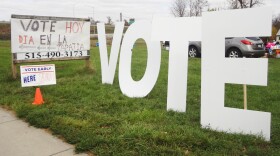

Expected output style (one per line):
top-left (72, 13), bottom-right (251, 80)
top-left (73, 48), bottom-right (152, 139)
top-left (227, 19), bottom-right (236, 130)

top-left (0, 0), bottom-right (279, 22)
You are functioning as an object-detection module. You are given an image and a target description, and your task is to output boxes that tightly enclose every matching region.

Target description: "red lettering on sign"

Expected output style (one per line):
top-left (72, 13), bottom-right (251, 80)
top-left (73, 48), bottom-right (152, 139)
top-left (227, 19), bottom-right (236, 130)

top-left (29, 36), bottom-right (34, 45)
top-left (65, 22), bottom-right (85, 33)
top-left (65, 22), bottom-right (72, 33)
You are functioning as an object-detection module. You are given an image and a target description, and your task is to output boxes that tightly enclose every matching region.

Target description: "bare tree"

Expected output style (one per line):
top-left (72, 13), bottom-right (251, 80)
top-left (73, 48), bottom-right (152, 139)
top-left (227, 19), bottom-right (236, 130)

top-left (228, 0), bottom-right (239, 9)
top-left (248, 0), bottom-right (264, 8)
top-left (171, 0), bottom-right (188, 17)
top-left (227, 0), bottom-right (264, 9)
top-left (124, 19), bottom-right (129, 26)
top-left (171, 0), bottom-right (208, 17)
top-left (190, 0), bottom-right (208, 16)
top-left (273, 14), bottom-right (280, 30)
top-left (106, 16), bottom-right (113, 25)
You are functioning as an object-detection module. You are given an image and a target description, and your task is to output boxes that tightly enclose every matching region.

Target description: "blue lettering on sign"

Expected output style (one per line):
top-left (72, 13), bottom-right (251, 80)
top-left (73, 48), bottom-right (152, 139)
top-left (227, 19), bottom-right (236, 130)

top-left (25, 68), bottom-right (36, 72)
top-left (37, 67), bottom-right (51, 71)
top-left (23, 75), bottom-right (36, 83)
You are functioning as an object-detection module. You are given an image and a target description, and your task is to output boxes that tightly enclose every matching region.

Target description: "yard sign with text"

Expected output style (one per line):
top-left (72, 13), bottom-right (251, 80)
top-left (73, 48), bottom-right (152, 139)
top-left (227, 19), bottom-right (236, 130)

top-left (11, 15), bottom-right (90, 62)
top-left (20, 64), bottom-right (56, 87)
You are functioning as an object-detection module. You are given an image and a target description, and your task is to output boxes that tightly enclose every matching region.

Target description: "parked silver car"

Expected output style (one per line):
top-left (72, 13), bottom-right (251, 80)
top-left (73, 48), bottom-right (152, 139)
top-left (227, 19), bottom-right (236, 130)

top-left (164, 37), bottom-right (266, 58)
top-left (189, 37), bottom-right (265, 58)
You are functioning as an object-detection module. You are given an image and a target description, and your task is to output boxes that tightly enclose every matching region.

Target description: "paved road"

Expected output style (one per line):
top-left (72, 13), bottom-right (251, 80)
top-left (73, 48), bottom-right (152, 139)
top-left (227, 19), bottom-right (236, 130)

top-left (0, 107), bottom-right (88, 156)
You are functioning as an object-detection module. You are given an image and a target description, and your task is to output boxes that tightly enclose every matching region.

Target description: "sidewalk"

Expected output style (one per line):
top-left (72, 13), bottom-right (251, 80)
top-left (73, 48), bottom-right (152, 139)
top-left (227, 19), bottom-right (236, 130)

top-left (0, 107), bottom-right (88, 156)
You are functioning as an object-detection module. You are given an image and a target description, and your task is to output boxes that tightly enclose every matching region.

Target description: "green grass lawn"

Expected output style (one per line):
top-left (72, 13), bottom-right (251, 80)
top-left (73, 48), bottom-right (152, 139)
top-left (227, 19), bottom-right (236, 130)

top-left (0, 40), bottom-right (280, 155)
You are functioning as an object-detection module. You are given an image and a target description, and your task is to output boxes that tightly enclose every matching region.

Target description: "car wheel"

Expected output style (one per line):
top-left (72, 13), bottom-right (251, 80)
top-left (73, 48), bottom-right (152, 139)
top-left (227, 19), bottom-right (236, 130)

top-left (226, 48), bottom-right (242, 58)
top-left (189, 46), bottom-right (199, 58)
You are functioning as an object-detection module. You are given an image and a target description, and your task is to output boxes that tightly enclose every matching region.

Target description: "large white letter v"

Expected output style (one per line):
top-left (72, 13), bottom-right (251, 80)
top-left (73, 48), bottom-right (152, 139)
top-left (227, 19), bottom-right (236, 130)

top-left (97, 22), bottom-right (124, 84)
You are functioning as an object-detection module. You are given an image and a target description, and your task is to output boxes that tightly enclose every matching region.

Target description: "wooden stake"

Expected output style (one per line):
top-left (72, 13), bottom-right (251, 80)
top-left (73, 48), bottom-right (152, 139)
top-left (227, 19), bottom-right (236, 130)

top-left (85, 50), bottom-right (92, 70)
top-left (11, 53), bottom-right (17, 79)
top-left (85, 58), bottom-right (91, 69)
top-left (243, 84), bottom-right (247, 110)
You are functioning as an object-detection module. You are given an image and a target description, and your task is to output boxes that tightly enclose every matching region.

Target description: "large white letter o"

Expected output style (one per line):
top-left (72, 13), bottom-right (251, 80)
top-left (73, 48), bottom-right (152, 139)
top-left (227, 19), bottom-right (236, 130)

top-left (119, 21), bottom-right (161, 97)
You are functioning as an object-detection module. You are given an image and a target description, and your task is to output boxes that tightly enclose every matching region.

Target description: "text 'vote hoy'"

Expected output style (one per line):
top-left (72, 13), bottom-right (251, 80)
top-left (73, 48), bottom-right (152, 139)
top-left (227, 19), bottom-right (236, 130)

top-left (20, 20), bottom-right (85, 33)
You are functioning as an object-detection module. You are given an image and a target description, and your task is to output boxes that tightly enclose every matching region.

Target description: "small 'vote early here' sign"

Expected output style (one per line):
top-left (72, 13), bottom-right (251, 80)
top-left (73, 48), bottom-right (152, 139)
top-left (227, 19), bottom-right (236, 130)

top-left (20, 64), bottom-right (56, 87)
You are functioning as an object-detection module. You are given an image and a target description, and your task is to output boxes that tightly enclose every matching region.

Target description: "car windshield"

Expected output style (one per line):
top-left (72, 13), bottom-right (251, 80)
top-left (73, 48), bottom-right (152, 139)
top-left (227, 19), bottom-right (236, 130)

top-left (245, 37), bottom-right (260, 41)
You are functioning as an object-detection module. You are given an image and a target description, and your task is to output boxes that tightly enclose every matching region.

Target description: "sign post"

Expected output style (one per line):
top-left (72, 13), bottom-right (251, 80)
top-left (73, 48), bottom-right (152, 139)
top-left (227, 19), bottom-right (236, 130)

top-left (11, 54), bottom-right (17, 79)
top-left (243, 84), bottom-right (247, 110)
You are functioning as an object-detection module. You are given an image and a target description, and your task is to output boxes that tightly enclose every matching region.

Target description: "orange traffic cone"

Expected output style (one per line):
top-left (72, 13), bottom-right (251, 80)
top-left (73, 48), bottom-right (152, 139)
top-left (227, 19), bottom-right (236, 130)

top-left (276, 50), bottom-right (280, 58)
top-left (32, 88), bottom-right (44, 105)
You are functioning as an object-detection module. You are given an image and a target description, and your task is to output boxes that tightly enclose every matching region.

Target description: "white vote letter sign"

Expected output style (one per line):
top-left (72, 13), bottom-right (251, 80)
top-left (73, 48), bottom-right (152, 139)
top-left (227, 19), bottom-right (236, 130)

top-left (152, 17), bottom-right (201, 112)
top-left (119, 21), bottom-right (161, 97)
top-left (97, 22), bottom-right (124, 84)
top-left (201, 8), bottom-right (272, 140)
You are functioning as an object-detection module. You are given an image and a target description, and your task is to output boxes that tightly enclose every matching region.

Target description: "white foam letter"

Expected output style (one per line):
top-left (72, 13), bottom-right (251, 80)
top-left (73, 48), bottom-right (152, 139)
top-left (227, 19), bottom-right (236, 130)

top-left (119, 21), bottom-right (161, 97)
top-left (152, 17), bottom-right (201, 112)
top-left (97, 22), bottom-right (124, 84)
top-left (201, 8), bottom-right (272, 140)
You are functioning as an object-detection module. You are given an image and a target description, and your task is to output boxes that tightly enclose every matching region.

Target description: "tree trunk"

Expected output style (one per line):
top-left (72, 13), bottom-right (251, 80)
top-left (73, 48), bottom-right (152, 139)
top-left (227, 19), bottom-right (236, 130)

top-left (250, 0), bottom-right (253, 8)
top-left (238, 0), bottom-right (243, 8)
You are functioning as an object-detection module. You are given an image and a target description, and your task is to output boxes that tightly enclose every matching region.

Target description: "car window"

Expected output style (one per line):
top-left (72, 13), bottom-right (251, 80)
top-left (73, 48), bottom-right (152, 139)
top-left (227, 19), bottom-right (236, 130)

top-left (245, 37), bottom-right (260, 41)
top-left (165, 41), bottom-right (170, 46)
